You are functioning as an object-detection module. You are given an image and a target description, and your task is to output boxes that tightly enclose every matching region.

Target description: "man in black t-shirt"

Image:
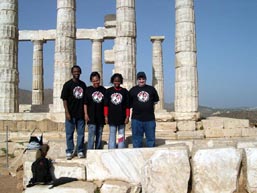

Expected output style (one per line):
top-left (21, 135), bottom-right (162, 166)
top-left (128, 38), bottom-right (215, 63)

top-left (129, 72), bottom-right (159, 148)
top-left (61, 65), bottom-right (87, 160)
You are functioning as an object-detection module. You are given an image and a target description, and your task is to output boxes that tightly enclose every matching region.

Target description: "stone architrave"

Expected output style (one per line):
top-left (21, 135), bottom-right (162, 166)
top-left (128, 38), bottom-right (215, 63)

top-left (174, 0), bottom-right (199, 121)
top-left (151, 36), bottom-right (165, 111)
top-left (52, 0), bottom-right (76, 112)
top-left (115, 0), bottom-right (136, 89)
top-left (91, 38), bottom-right (103, 84)
top-left (32, 40), bottom-right (45, 105)
top-left (192, 147), bottom-right (242, 193)
top-left (244, 148), bottom-right (257, 193)
top-left (0, 0), bottom-right (19, 112)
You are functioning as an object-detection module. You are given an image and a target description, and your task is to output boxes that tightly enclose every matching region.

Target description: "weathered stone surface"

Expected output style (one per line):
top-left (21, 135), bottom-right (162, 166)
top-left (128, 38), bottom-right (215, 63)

top-left (101, 180), bottom-right (141, 193)
top-left (177, 120), bottom-right (195, 131)
top-left (244, 148), bottom-right (257, 193)
top-left (86, 147), bottom-right (185, 183)
top-left (192, 147), bottom-right (242, 193)
top-left (202, 119), bottom-right (223, 130)
top-left (177, 130), bottom-right (204, 139)
top-left (141, 148), bottom-right (190, 193)
top-left (24, 181), bottom-right (97, 193)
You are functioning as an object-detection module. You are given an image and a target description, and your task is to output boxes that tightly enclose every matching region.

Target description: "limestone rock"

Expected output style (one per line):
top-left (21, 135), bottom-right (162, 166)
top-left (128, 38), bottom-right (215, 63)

top-left (192, 147), bottom-right (242, 193)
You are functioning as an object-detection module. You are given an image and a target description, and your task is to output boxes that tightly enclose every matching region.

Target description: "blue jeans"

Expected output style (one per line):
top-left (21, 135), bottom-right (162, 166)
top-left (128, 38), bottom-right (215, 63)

top-left (108, 125), bottom-right (125, 149)
top-left (65, 118), bottom-right (85, 154)
top-left (87, 124), bottom-right (103, 149)
top-left (131, 119), bottom-right (156, 148)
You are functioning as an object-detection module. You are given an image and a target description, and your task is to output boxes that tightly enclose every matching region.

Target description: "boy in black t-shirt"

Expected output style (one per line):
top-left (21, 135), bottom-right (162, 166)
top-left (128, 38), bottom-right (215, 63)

top-left (84, 72), bottom-right (106, 149)
top-left (104, 73), bottom-right (130, 149)
top-left (129, 72), bottom-right (159, 148)
top-left (61, 65), bottom-right (87, 159)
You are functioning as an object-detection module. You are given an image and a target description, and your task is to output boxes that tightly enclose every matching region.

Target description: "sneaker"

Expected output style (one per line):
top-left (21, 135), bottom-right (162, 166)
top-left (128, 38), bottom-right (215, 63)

top-left (66, 152), bottom-right (73, 160)
top-left (78, 152), bottom-right (85, 158)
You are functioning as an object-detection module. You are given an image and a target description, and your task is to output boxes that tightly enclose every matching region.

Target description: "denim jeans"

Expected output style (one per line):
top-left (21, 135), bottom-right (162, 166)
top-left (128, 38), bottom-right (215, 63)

top-left (87, 124), bottom-right (103, 149)
top-left (131, 119), bottom-right (156, 148)
top-left (65, 118), bottom-right (85, 154)
top-left (108, 125), bottom-right (125, 149)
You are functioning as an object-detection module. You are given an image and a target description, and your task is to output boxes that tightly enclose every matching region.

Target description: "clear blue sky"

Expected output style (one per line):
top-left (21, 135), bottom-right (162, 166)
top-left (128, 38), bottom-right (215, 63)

top-left (18, 0), bottom-right (257, 108)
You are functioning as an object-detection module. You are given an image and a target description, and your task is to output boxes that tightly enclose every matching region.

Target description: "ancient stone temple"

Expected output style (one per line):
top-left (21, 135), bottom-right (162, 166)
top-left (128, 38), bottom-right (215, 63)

top-left (0, 0), bottom-right (200, 120)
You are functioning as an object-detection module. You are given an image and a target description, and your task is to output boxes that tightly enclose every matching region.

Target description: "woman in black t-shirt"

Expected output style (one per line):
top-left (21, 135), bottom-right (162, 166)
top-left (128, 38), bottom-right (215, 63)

top-left (84, 72), bottom-right (106, 149)
top-left (104, 73), bottom-right (130, 149)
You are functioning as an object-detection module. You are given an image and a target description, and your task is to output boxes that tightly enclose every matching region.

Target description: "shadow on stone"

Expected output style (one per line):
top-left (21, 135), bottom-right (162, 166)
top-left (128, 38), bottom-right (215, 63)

top-left (49, 177), bottom-right (78, 189)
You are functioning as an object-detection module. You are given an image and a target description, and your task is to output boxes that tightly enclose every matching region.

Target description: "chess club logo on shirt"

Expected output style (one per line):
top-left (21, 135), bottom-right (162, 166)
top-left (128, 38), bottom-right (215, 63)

top-left (110, 93), bottom-right (123, 105)
top-left (92, 91), bottom-right (104, 103)
top-left (73, 86), bottom-right (84, 99)
top-left (137, 91), bottom-right (149, 102)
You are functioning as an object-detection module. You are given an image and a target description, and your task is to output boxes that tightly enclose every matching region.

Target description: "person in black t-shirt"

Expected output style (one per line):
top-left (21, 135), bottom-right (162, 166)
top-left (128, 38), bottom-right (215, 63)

top-left (129, 72), bottom-right (159, 148)
top-left (84, 72), bottom-right (106, 149)
top-left (61, 65), bottom-right (87, 159)
top-left (104, 73), bottom-right (130, 149)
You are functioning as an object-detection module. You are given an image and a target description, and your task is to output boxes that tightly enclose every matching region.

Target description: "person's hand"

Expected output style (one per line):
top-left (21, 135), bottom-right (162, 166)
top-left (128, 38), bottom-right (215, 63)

top-left (105, 116), bottom-right (108, 124)
top-left (65, 111), bottom-right (71, 120)
top-left (125, 117), bottom-right (129, 124)
top-left (85, 114), bottom-right (90, 122)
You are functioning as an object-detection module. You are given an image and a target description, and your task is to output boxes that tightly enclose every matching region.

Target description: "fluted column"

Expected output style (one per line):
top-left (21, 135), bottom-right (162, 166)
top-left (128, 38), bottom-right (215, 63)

top-left (174, 0), bottom-right (200, 120)
top-left (151, 36), bottom-right (165, 111)
top-left (91, 38), bottom-right (103, 84)
top-left (52, 0), bottom-right (76, 112)
top-left (115, 0), bottom-right (136, 89)
top-left (32, 40), bottom-right (45, 105)
top-left (0, 0), bottom-right (19, 112)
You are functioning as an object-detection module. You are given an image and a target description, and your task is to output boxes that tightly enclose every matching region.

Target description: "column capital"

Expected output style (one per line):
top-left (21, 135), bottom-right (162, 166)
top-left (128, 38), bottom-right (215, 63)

top-left (91, 38), bottom-right (104, 43)
top-left (31, 39), bottom-right (47, 44)
top-left (150, 36), bottom-right (165, 42)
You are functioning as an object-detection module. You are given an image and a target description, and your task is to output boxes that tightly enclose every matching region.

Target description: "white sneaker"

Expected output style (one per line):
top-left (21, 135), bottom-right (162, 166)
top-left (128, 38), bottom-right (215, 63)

top-left (66, 153), bottom-right (73, 160)
top-left (78, 152), bottom-right (85, 158)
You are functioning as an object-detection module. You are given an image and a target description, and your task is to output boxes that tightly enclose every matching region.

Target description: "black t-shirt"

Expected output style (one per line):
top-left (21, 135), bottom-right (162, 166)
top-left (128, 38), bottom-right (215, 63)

top-left (129, 84), bottom-right (159, 121)
top-left (61, 79), bottom-right (87, 119)
top-left (85, 86), bottom-right (106, 125)
top-left (104, 87), bottom-right (129, 125)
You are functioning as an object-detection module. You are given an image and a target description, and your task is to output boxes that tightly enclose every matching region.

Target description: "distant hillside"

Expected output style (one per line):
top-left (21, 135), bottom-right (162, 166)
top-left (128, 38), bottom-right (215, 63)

top-left (19, 89), bottom-right (53, 105)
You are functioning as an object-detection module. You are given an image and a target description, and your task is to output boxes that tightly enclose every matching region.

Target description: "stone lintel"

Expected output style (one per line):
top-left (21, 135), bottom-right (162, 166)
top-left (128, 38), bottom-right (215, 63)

top-left (19, 27), bottom-right (116, 41)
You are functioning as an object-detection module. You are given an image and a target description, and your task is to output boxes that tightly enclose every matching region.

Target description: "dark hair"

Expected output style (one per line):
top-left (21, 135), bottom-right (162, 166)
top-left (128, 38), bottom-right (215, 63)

top-left (71, 65), bottom-right (82, 73)
top-left (90, 71), bottom-right (101, 81)
top-left (110, 73), bottom-right (123, 84)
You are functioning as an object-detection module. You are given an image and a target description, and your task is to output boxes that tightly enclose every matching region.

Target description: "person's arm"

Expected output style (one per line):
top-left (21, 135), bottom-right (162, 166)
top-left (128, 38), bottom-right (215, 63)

top-left (63, 100), bottom-right (71, 120)
top-left (84, 104), bottom-right (89, 122)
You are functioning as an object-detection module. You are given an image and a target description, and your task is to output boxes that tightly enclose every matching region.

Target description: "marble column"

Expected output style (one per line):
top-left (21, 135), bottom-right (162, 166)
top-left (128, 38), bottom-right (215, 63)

top-left (52, 0), bottom-right (76, 112)
top-left (91, 38), bottom-right (103, 84)
top-left (151, 36), bottom-right (165, 111)
top-left (0, 0), bottom-right (19, 112)
top-left (115, 0), bottom-right (136, 89)
top-left (174, 0), bottom-right (200, 121)
top-left (32, 40), bottom-right (45, 105)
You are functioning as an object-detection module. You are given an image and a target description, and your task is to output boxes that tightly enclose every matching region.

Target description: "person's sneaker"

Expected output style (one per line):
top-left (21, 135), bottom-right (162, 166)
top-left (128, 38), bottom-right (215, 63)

top-left (77, 152), bottom-right (85, 158)
top-left (66, 152), bottom-right (73, 160)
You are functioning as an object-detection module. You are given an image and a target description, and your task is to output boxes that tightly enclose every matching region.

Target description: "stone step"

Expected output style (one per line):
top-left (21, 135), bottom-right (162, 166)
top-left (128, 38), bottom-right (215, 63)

top-left (24, 181), bottom-right (97, 193)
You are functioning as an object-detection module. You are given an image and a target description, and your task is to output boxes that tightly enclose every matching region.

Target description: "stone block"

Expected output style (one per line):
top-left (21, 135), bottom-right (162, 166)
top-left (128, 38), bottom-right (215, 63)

top-left (0, 120), bottom-right (4, 131)
top-left (156, 121), bottom-right (176, 132)
top-left (202, 119), bottom-right (223, 130)
top-left (237, 140), bottom-right (257, 149)
top-left (101, 180), bottom-right (140, 193)
top-left (23, 149), bottom-right (42, 162)
top-left (165, 140), bottom-right (193, 152)
top-left (204, 128), bottom-right (224, 138)
top-left (86, 147), bottom-right (188, 184)
top-left (3, 120), bottom-right (17, 131)
top-left (177, 120), bottom-right (196, 131)
top-left (223, 128), bottom-right (242, 138)
top-left (24, 181), bottom-right (97, 193)
top-left (26, 121), bottom-right (38, 131)
top-left (17, 121), bottom-right (27, 131)
top-left (224, 118), bottom-right (249, 129)
top-left (192, 147), bottom-right (242, 193)
top-left (176, 130), bottom-right (204, 139)
top-left (244, 148), bottom-right (257, 193)
top-left (141, 147), bottom-right (190, 193)
top-left (57, 122), bottom-right (65, 131)
top-left (242, 128), bottom-right (257, 137)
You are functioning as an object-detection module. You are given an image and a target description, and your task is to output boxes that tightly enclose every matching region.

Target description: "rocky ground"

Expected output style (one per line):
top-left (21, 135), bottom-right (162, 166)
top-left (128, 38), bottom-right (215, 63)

top-left (0, 157), bottom-right (23, 193)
